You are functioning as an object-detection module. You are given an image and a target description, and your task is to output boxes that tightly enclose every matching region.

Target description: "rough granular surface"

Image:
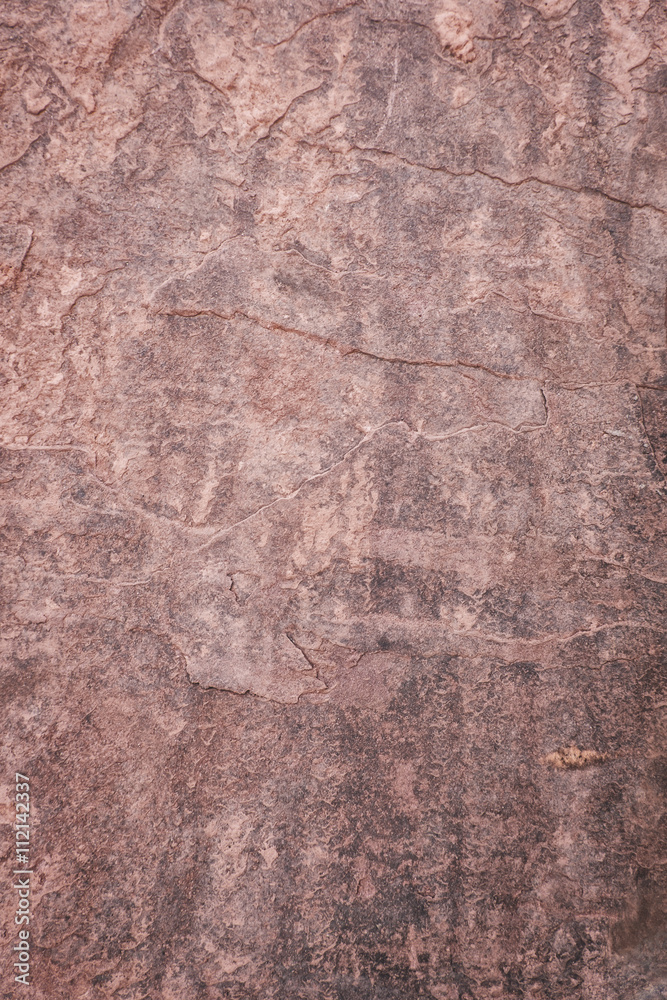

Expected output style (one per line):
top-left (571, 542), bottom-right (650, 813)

top-left (1, 1), bottom-right (667, 997)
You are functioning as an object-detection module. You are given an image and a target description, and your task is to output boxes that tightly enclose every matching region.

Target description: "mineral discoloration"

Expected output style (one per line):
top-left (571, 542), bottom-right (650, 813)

top-left (542, 746), bottom-right (607, 769)
top-left (1, 0), bottom-right (667, 996)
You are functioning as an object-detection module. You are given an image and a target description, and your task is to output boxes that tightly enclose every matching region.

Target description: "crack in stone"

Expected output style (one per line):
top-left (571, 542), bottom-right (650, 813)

top-left (344, 346), bottom-right (538, 383)
top-left (259, 3), bottom-right (360, 49)
top-left (285, 631), bottom-right (322, 674)
top-left (250, 81), bottom-right (329, 144)
top-left (321, 143), bottom-right (667, 217)
top-left (636, 386), bottom-right (667, 483)
top-left (194, 408), bottom-right (553, 545)
top-left (195, 419), bottom-right (405, 550)
top-left (160, 306), bottom-right (541, 383)
top-left (0, 136), bottom-right (42, 175)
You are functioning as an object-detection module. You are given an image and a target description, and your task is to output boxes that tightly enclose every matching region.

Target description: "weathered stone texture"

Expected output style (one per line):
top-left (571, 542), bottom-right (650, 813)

top-left (1, 0), bottom-right (667, 997)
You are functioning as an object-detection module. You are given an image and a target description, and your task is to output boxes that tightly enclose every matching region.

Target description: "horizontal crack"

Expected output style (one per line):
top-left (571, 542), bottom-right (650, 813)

top-left (326, 143), bottom-right (667, 217)
top-left (345, 346), bottom-right (538, 382)
top-left (159, 307), bottom-right (540, 383)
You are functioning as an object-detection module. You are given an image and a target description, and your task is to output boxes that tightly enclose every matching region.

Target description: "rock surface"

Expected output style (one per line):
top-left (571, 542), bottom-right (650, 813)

top-left (1, 0), bottom-right (667, 997)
